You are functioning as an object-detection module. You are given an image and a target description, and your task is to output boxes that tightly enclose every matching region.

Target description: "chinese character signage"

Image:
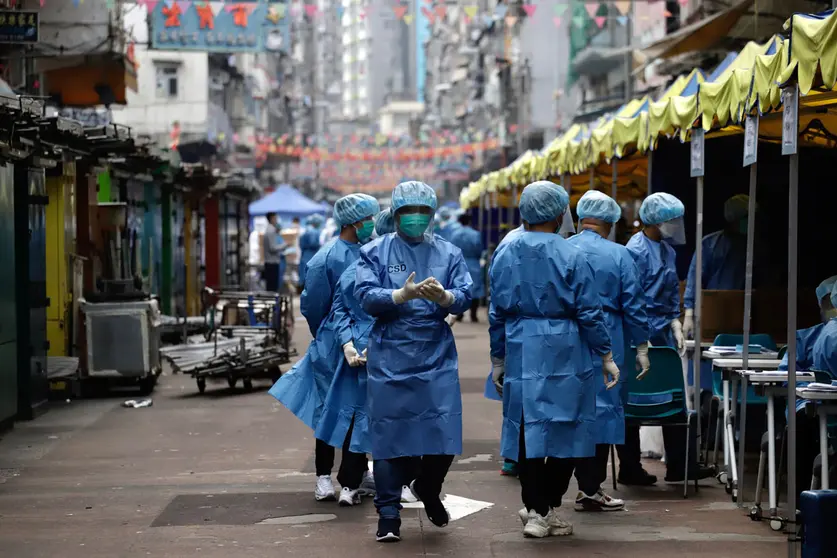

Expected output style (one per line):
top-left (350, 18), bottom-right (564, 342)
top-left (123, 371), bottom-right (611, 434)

top-left (0, 10), bottom-right (38, 44)
top-left (151, 2), bottom-right (269, 53)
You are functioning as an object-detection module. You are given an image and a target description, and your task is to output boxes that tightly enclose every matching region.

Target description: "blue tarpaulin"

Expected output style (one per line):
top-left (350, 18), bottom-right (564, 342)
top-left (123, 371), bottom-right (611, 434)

top-left (248, 185), bottom-right (327, 219)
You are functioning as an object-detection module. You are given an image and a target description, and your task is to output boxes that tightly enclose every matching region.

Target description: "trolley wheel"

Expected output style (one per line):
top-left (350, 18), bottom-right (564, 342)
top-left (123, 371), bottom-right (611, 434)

top-left (770, 518), bottom-right (785, 532)
top-left (749, 506), bottom-right (762, 521)
top-left (197, 377), bottom-right (206, 394)
top-left (243, 378), bottom-right (253, 391)
top-left (227, 376), bottom-right (238, 389)
top-left (718, 471), bottom-right (728, 485)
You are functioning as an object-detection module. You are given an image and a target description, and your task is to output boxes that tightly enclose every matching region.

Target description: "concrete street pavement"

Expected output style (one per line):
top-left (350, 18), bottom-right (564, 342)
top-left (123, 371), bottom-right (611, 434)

top-left (0, 310), bottom-right (783, 557)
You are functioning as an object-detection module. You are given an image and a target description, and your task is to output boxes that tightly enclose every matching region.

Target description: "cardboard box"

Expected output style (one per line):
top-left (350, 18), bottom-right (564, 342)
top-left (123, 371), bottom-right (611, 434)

top-left (681, 286), bottom-right (821, 344)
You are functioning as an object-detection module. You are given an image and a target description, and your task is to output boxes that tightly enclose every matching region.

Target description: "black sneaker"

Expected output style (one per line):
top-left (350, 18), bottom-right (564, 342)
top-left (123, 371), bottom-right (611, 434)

top-left (618, 469), bottom-right (657, 486)
top-left (376, 517), bottom-right (401, 543)
top-left (409, 480), bottom-right (449, 527)
top-left (665, 465), bottom-right (715, 483)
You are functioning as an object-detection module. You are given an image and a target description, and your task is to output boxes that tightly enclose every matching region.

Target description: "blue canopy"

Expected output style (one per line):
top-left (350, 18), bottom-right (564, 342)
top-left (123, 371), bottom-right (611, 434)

top-left (248, 184), bottom-right (327, 219)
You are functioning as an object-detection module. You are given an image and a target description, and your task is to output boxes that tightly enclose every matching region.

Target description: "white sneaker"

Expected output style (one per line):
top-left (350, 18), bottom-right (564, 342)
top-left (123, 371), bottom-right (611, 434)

top-left (338, 486), bottom-right (361, 507)
top-left (574, 489), bottom-right (625, 512)
top-left (522, 510), bottom-right (551, 538)
top-left (547, 508), bottom-right (573, 536)
top-left (518, 507), bottom-right (529, 525)
top-left (314, 475), bottom-right (336, 502)
top-left (359, 470), bottom-right (376, 496)
top-left (400, 485), bottom-right (418, 503)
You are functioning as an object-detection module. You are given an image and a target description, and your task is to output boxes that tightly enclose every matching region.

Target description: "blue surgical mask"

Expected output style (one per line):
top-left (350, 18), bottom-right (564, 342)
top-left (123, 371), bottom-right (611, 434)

top-left (355, 220), bottom-right (375, 243)
top-left (398, 214), bottom-right (431, 238)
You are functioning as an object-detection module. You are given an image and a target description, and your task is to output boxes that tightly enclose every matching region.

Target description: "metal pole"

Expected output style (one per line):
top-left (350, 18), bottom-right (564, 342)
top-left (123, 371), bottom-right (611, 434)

top-left (624, 0), bottom-right (634, 103)
top-left (589, 167), bottom-right (595, 190)
top-left (787, 152), bottom-right (799, 556)
top-left (512, 183), bottom-right (519, 229)
top-left (610, 160), bottom-right (618, 240)
top-left (478, 191), bottom-right (485, 235)
top-left (693, 175), bottom-right (704, 448)
top-left (647, 150), bottom-right (654, 195)
top-left (738, 162), bottom-right (758, 504)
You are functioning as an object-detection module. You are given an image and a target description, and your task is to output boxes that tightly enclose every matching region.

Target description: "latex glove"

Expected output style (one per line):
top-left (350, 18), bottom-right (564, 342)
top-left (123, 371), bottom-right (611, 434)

top-left (392, 272), bottom-right (433, 304)
top-left (602, 352), bottom-right (620, 390)
top-left (445, 314), bottom-right (457, 327)
top-left (418, 278), bottom-right (455, 307)
top-left (671, 319), bottom-right (686, 356)
top-left (343, 342), bottom-right (367, 367)
top-left (683, 308), bottom-right (695, 339)
top-left (491, 356), bottom-right (505, 396)
top-left (635, 343), bottom-right (651, 380)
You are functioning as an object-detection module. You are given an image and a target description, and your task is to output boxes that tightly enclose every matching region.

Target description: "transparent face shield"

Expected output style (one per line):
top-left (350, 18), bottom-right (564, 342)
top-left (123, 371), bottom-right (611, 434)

top-left (658, 216), bottom-right (686, 245)
top-left (558, 206), bottom-right (576, 238)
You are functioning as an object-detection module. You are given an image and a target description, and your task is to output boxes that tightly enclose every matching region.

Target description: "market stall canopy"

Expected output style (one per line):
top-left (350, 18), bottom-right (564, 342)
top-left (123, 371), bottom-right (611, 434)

top-left (248, 184), bottom-right (327, 218)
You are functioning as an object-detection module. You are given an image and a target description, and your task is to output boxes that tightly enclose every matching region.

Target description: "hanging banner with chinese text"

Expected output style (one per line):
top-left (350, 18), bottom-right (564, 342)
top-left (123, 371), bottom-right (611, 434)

top-left (150, 1), bottom-right (267, 53)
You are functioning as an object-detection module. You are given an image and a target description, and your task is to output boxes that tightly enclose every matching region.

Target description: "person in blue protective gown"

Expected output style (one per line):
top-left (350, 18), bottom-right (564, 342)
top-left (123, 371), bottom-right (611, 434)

top-left (298, 214), bottom-right (324, 291)
top-left (489, 181), bottom-right (617, 539)
top-left (268, 193), bottom-right (380, 503)
top-left (787, 276), bottom-right (837, 498)
top-left (623, 192), bottom-right (714, 485)
top-left (354, 181), bottom-right (473, 543)
top-left (567, 190), bottom-right (651, 512)
top-left (314, 210), bottom-right (398, 507)
top-left (682, 195), bottom-right (751, 392)
top-left (449, 213), bottom-right (485, 323)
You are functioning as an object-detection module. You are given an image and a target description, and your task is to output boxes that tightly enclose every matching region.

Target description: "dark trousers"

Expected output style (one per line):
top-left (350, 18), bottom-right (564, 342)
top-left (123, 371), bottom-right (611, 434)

top-left (374, 455), bottom-right (453, 519)
top-left (797, 408), bottom-right (821, 498)
top-left (517, 424), bottom-right (582, 516)
top-left (263, 262), bottom-right (281, 293)
top-left (574, 443), bottom-right (611, 493)
top-left (618, 423), bottom-right (698, 477)
top-left (335, 418), bottom-right (369, 490)
top-left (457, 299), bottom-right (480, 322)
top-left (315, 438), bottom-right (335, 476)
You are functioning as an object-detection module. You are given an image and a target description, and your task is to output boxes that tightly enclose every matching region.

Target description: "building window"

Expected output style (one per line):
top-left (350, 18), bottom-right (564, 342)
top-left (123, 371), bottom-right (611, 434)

top-left (155, 63), bottom-right (179, 99)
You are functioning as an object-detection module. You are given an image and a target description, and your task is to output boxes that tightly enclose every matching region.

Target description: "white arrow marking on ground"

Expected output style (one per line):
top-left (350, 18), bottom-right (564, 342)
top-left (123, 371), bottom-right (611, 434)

top-left (456, 453), bottom-right (493, 464)
top-left (402, 494), bottom-right (493, 522)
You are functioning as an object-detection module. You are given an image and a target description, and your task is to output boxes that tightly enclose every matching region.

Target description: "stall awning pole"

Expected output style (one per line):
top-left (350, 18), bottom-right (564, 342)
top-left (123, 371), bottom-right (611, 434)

top-left (610, 160), bottom-right (618, 240)
top-left (690, 128), bottom-right (706, 445)
top-left (782, 84), bottom-right (800, 557)
top-left (589, 167), bottom-right (595, 190)
top-left (739, 113), bottom-right (759, 505)
top-left (647, 150), bottom-right (654, 195)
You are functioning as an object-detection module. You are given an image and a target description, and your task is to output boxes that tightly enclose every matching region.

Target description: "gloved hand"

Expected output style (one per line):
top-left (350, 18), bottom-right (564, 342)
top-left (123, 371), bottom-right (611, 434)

top-left (491, 356), bottom-right (505, 396)
top-left (445, 314), bottom-right (457, 327)
top-left (392, 272), bottom-right (433, 304)
top-left (671, 319), bottom-right (686, 356)
top-left (683, 308), bottom-right (695, 339)
top-left (602, 352), bottom-right (620, 390)
top-left (635, 343), bottom-right (651, 380)
top-left (343, 342), bottom-right (367, 367)
top-left (418, 278), bottom-right (455, 307)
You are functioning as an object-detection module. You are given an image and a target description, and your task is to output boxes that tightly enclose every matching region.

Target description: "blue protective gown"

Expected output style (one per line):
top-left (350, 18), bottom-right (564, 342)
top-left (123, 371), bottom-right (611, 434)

top-left (567, 229), bottom-right (650, 445)
top-left (314, 261), bottom-right (374, 453)
top-left (811, 318), bottom-right (837, 379)
top-left (683, 230), bottom-right (747, 310)
top-left (483, 224), bottom-right (526, 403)
top-left (449, 225), bottom-right (485, 299)
top-left (268, 238), bottom-right (360, 430)
top-left (300, 238), bottom-right (360, 337)
top-left (489, 231), bottom-right (611, 460)
top-left (626, 231), bottom-right (680, 347)
top-left (438, 222), bottom-right (461, 241)
top-left (779, 323), bottom-right (827, 413)
top-left (355, 234), bottom-right (473, 460)
top-left (298, 226), bottom-right (322, 287)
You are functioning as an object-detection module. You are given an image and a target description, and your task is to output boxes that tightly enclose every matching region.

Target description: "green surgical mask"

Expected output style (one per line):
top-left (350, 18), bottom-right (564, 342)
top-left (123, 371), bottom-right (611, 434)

top-left (355, 220), bottom-right (375, 242)
top-left (398, 214), bottom-right (431, 238)
top-left (739, 218), bottom-right (748, 235)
